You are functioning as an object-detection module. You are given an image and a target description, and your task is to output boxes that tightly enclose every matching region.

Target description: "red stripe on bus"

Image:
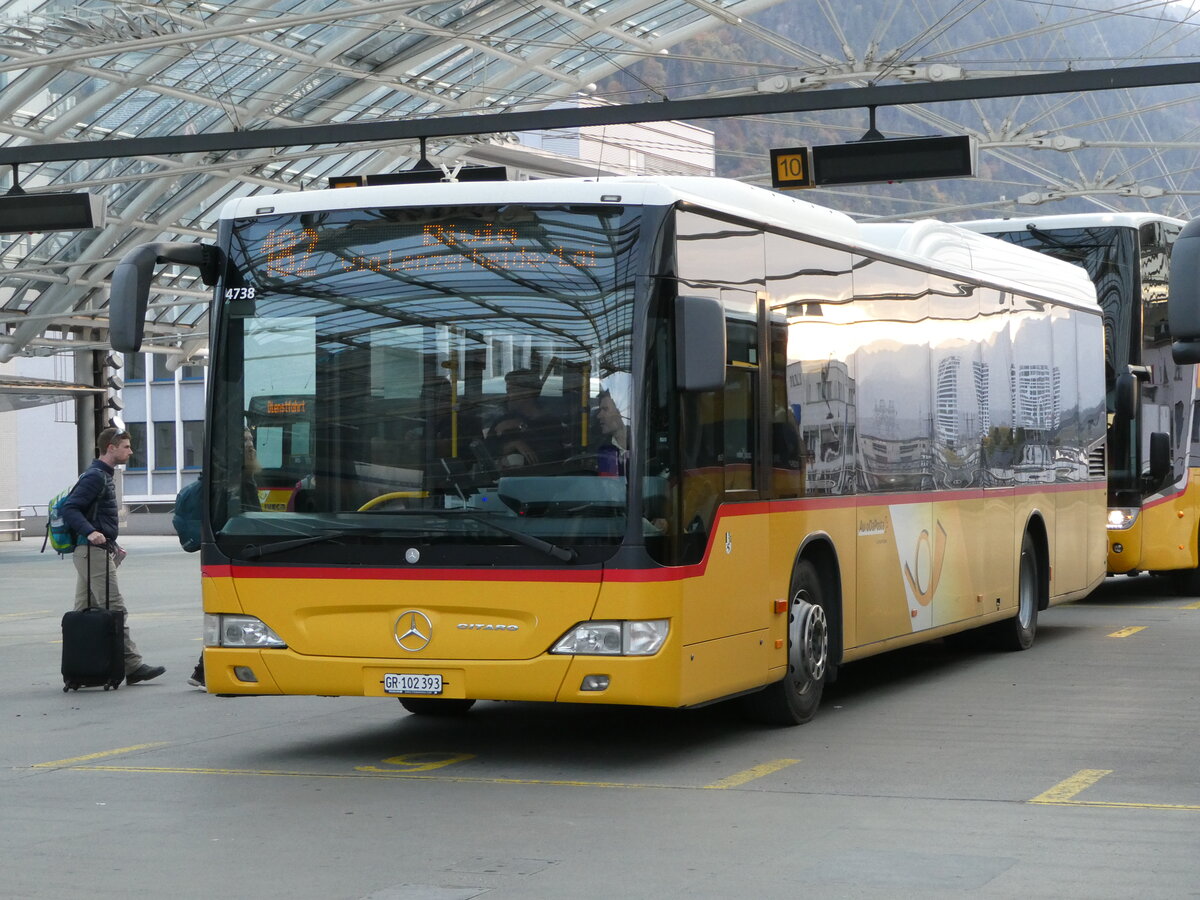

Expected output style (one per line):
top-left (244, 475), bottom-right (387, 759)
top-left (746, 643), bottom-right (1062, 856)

top-left (202, 480), bottom-right (1103, 584)
top-left (202, 564), bottom-right (603, 582)
top-left (1143, 484), bottom-right (1190, 510)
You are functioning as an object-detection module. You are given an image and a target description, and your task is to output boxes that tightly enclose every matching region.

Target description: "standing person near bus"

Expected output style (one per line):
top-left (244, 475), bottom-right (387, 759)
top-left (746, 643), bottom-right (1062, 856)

top-left (176, 428), bottom-right (261, 689)
top-left (61, 426), bottom-right (165, 686)
top-left (172, 473), bottom-right (205, 687)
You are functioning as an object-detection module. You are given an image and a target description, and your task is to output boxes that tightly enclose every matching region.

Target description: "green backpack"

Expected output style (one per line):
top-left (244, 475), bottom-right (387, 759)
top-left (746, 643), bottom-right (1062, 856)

top-left (42, 475), bottom-right (92, 556)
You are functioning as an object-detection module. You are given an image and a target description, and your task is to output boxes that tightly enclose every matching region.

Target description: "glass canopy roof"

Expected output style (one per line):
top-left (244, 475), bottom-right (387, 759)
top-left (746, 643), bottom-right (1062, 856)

top-left (7, 0), bottom-right (1200, 374)
top-left (0, 0), bottom-right (775, 364)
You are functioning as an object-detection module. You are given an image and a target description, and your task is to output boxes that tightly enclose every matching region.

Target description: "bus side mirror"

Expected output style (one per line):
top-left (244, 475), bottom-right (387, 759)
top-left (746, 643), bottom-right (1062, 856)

top-left (1147, 430), bottom-right (1172, 487)
top-left (1170, 218), bottom-right (1200, 363)
top-left (110, 242), bottom-right (220, 352)
top-left (1113, 372), bottom-right (1138, 423)
top-left (676, 295), bottom-right (726, 392)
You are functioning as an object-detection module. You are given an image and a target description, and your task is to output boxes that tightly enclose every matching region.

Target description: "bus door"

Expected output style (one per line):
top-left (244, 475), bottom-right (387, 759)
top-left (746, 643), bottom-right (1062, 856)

top-left (672, 210), bottom-right (773, 644)
top-left (676, 288), bottom-right (771, 651)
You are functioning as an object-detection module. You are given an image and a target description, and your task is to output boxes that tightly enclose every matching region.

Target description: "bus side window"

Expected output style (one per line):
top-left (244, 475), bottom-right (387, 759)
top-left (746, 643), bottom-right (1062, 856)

top-left (770, 314), bottom-right (803, 498)
top-left (723, 292), bottom-right (760, 495)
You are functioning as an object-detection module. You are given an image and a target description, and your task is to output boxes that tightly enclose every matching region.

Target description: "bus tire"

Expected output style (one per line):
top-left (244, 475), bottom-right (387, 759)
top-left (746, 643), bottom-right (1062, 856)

top-left (991, 533), bottom-right (1039, 651)
top-left (399, 698), bottom-right (476, 716)
top-left (743, 559), bottom-right (829, 726)
top-left (1169, 559), bottom-right (1200, 596)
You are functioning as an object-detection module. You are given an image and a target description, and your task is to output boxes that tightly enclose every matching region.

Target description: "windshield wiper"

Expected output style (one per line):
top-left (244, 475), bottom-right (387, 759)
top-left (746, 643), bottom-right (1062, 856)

top-left (451, 511), bottom-right (578, 563)
top-left (1024, 225), bottom-right (1102, 260)
top-left (231, 526), bottom-right (419, 560)
top-left (236, 534), bottom-right (337, 560)
top-left (228, 514), bottom-right (577, 564)
top-left (374, 509), bottom-right (578, 563)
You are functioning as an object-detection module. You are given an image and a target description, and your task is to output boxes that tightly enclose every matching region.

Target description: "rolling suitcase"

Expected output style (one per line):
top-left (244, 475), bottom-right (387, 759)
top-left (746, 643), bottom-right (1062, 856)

top-left (61, 547), bottom-right (125, 692)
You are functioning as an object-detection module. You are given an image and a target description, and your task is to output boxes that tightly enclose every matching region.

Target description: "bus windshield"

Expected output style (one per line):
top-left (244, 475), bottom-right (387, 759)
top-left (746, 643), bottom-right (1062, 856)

top-left (982, 225), bottom-right (1137, 394)
top-left (210, 203), bottom-right (642, 563)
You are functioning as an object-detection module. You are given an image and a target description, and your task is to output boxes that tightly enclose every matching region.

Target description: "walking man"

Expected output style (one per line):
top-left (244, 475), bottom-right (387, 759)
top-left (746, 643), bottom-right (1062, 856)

top-left (61, 426), bottom-right (165, 686)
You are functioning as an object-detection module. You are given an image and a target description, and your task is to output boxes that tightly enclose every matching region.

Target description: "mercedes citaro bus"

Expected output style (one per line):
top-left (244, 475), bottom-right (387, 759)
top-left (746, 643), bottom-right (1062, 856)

top-left (109, 176), bottom-right (1158, 725)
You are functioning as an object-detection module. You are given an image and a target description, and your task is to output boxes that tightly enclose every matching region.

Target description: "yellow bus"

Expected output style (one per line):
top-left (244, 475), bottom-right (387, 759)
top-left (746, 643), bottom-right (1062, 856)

top-left (113, 177), bottom-right (1110, 725)
top-left (962, 215), bottom-right (1200, 591)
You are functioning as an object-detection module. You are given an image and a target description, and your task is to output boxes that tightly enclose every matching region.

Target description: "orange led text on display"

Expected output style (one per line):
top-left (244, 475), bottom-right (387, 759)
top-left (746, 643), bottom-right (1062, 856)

top-left (261, 224), bottom-right (597, 278)
top-left (265, 400), bottom-right (307, 415)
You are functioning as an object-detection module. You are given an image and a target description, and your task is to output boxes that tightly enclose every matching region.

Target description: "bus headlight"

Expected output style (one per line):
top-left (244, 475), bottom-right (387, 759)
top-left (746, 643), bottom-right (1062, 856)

top-left (205, 614), bottom-right (287, 648)
top-left (1107, 508), bottom-right (1139, 530)
top-left (550, 620), bottom-right (669, 656)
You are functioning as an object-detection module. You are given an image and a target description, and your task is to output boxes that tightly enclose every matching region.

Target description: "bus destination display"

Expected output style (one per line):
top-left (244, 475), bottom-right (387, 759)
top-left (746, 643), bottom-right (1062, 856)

top-left (258, 223), bottom-right (599, 279)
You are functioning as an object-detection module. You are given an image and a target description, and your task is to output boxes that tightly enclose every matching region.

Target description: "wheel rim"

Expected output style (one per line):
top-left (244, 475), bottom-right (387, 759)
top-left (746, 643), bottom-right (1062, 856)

top-left (788, 590), bottom-right (828, 689)
top-left (1018, 549), bottom-right (1036, 630)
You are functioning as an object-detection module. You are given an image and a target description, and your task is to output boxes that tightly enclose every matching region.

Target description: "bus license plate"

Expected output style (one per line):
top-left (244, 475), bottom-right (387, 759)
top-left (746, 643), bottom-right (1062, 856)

top-left (383, 673), bottom-right (443, 695)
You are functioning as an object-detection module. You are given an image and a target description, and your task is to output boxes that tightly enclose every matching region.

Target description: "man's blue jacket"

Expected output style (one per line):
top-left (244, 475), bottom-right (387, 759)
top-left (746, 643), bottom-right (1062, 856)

top-left (61, 459), bottom-right (118, 545)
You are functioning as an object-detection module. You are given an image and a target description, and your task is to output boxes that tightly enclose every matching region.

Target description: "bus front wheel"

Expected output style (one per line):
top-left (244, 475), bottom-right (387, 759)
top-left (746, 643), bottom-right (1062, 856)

top-left (1169, 547), bottom-right (1200, 595)
top-left (399, 698), bottom-right (476, 716)
top-left (743, 560), bottom-right (829, 726)
top-left (990, 533), bottom-right (1039, 651)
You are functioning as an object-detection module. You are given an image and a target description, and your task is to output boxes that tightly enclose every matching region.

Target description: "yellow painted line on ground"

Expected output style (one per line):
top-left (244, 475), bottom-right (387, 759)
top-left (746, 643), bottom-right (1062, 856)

top-left (704, 758), bottom-right (801, 789)
top-left (43, 758), bottom-right (797, 792)
top-left (1180, 600), bottom-right (1200, 610)
top-left (0, 609), bottom-right (51, 619)
top-left (1040, 799), bottom-right (1200, 811)
top-left (1108, 626), bottom-right (1147, 638)
top-left (34, 757), bottom-right (1200, 810)
top-left (1030, 769), bottom-right (1113, 803)
top-left (1031, 769), bottom-right (1200, 812)
top-left (33, 743), bottom-right (169, 768)
top-left (60, 765), bottom-right (678, 789)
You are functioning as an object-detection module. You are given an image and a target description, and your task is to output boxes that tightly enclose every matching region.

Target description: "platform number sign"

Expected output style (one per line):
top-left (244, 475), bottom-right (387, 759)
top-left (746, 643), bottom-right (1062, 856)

top-left (770, 147), bottom-right (813, 190)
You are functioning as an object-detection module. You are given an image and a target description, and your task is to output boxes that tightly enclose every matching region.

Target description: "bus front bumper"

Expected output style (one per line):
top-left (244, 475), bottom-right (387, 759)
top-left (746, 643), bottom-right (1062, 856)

top-left (202, 646), bottom-right (691, 707)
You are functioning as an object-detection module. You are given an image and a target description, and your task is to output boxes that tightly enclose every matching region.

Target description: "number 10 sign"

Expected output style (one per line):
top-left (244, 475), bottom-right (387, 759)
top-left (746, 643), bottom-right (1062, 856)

top-left (770, 147), bottom-right (813, 190)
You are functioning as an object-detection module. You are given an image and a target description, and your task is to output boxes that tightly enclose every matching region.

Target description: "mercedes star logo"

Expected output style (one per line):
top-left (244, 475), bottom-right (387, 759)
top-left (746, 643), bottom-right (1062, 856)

top-left (394, 610), bottom-right (433, 652)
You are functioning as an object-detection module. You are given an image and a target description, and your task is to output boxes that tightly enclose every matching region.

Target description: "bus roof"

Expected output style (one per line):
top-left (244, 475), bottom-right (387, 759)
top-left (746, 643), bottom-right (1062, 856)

top-left (861, 218), bottom-right (1099, 311)
top-left (220, 176), bottom-right (1098, 312)
top-left (958, 211), bottom-right (1185, 233)
top-left (219, 175), bottom-right (864, 242)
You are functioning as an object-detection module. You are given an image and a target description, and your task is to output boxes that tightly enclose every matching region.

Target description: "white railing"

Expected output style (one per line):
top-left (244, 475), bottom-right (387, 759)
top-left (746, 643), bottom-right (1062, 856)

top-left (0, 508), bottom-right (24, 542)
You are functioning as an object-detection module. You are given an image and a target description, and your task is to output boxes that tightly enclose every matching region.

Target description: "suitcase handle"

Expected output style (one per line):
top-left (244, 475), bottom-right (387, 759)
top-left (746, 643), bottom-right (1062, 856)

top-left (85, 543), bottom-right (111, 610)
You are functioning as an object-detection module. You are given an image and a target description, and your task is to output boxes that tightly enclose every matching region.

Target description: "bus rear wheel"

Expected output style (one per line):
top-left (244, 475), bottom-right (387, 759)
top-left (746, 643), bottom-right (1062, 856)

top-left (743, 560), bottom-right (828, 726)
top-left (399, 698), bottom-right (476, 716)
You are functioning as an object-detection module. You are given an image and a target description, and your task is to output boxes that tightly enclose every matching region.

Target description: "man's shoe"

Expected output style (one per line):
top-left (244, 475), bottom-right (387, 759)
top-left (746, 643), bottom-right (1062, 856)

top-left (187, 665), bottom-right (205, 688)
top-left (126, 664), bottom-right (166, 685)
